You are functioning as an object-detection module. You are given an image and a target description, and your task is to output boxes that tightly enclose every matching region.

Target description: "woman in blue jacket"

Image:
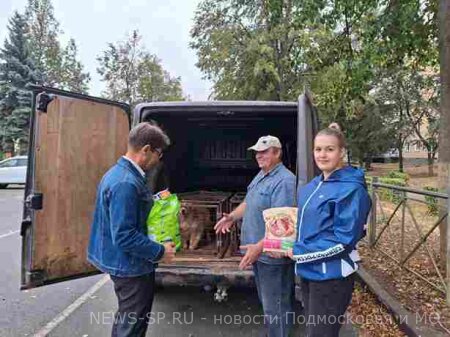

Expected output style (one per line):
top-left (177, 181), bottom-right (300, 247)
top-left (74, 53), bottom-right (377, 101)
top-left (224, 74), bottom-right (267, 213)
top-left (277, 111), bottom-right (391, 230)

top-left (288, 123), bottom-right (371, 337)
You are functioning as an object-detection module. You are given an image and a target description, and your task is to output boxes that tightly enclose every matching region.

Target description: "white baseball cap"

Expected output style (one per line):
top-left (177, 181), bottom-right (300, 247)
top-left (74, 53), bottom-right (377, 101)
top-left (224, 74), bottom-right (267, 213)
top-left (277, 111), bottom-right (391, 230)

top-left (248, 135), bottom-right (282, 151)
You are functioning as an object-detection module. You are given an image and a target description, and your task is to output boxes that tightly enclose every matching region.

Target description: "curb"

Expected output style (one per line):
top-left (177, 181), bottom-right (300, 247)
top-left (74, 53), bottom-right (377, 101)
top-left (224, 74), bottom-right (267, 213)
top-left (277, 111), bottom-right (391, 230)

top-left (356, 266), bottom-right (446, 337)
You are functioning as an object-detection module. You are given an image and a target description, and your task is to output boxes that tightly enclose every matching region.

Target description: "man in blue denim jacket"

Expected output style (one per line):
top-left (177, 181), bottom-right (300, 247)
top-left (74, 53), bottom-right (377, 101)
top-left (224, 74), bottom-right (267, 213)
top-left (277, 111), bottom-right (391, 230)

top-left (215, 135), bottom-right (296, 337)
top-left (87, 123), bottom-right (175, 337)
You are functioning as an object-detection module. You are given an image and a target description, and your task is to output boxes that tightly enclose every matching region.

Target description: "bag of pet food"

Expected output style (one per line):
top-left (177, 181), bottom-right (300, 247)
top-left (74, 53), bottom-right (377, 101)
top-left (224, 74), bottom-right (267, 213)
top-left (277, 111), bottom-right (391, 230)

top-left (146, 189), bottom-right (182, 251)
top-left (262, 207), bottom-right (298, 252)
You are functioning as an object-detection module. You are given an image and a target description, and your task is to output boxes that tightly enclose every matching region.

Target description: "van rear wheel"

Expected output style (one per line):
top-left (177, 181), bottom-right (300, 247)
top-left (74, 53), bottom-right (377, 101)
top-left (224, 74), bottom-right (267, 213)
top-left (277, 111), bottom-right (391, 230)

top-left (0, 184), bottom-right (7, 189)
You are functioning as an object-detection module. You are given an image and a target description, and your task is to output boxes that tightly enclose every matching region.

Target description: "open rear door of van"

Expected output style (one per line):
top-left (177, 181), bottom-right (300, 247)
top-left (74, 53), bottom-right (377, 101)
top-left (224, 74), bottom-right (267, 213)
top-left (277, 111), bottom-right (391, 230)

top-left (20, 86), bottom-right (130, 289)
top-left (297, 91), bottom-right (319, 187)
top-left (295, 92), bottom-right (319, 302)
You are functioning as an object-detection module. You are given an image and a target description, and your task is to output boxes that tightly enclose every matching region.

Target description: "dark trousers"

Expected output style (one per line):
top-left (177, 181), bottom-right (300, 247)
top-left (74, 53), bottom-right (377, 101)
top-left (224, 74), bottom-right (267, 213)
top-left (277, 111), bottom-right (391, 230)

top-left (110, 273), bottom-right (156, 337)
top-left (301, 274), bottom-right (355, 337)
top-left (253, 261), bottom-right (295, 337)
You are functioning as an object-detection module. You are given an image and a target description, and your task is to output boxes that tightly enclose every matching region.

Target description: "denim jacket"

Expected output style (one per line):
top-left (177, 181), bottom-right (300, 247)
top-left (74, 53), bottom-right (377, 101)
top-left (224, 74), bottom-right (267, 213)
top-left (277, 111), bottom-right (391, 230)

top-left (87, 157), bottom-right (165, 277)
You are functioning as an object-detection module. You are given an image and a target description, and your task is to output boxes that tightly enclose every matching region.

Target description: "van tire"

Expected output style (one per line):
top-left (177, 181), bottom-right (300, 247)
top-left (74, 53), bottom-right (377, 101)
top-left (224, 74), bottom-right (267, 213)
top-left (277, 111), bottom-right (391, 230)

top-left (0, 184), bottom-right (7, 189)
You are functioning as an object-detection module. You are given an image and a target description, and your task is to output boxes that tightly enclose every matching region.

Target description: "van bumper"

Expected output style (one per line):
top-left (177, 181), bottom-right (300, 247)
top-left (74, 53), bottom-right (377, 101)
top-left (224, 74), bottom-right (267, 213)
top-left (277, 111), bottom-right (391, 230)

top-left (155, 266), bottom-right (255, 288)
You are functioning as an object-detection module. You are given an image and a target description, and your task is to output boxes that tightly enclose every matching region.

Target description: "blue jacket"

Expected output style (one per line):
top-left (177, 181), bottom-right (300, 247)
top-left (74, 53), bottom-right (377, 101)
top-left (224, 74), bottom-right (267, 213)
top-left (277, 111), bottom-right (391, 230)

top-left (87, 157), bottom-right (165, 277)
top-left (293, 166), bottom-right (371, 281)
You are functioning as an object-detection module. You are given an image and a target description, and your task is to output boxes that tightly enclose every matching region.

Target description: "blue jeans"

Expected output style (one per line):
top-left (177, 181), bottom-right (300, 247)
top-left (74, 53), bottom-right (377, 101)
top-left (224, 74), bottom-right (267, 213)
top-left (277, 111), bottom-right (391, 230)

top-left (253, 261), bottom-right (295, 337)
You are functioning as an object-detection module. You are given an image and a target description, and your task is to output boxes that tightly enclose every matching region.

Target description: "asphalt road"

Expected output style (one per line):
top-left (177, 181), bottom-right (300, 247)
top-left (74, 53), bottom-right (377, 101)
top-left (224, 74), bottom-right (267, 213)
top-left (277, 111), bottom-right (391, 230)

top-left (0, 187), bottom-right (358, 337)
top-left (0, 187), bottom-right (104, 337)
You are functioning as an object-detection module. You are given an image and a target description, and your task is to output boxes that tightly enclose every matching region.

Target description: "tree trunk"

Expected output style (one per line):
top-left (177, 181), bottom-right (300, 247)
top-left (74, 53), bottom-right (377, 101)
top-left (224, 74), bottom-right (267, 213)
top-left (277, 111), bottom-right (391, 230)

top-left (438, 0), bottom-right (450, 279)
top-left (2, 139), bottom-right (14, 157)
top-left (18, 139), bottom-right (28, 155)
top-left (398, 142), bottom-right (404, 172)
top-left (428, 152), bottom-right (435, 176)
top-left (364, 156), bottom-right (372, 171)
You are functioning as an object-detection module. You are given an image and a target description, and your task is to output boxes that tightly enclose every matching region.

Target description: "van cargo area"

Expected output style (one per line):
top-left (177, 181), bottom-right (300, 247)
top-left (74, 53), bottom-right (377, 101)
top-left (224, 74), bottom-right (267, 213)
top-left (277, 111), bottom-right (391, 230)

top-left (22, 86), bottom-right (315, 291)
top-left (140, 103), bottom-right (298, 274)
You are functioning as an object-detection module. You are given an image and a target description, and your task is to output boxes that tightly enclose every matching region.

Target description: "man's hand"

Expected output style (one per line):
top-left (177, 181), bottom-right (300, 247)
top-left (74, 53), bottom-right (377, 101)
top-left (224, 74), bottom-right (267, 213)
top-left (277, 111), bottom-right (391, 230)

top-left (286, 248), bottom-right (294, 260)
top-left (214, 213), bottom-right (235, 234)
top-left (160, 242), bottom-right (176, 264)
top-left (239, 242), bottom-right (263, 270)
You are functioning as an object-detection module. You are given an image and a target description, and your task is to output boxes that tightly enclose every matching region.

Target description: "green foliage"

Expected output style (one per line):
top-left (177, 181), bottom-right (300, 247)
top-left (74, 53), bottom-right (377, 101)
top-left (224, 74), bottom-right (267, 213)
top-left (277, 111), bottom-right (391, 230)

top-left (24, 0), bottom-right (60, 86)
top-left (0, 1), bottom-right (90, 154)
top-left (386, 171), bottom-right (410, 182)
top-left (372, 67), bottom-right (440, 170)
top-left (190, 0), bottom-right (308, 101)
top-left (378, 177), bottom-right (407, 186)
top-left (423, 186), bottom-right (439, 216)
top-left (367, 175), bottom-right (407, 203)
top-left (377, 177), bottom-right (407, 203)
top-left (0, 11), bottom-right (37, 153)
top-left (190, 0), bottom-right (439, 167)
top-left (25, 0), bottom-right (90, 92)
top-left (137, 54), bottom-right (184, 103)
top-left (346, 103), bottom-right (396, 166)
top-left (60, 39), bottom-right (90, 94)
top-left (97, 30), bottom-right (184, 107)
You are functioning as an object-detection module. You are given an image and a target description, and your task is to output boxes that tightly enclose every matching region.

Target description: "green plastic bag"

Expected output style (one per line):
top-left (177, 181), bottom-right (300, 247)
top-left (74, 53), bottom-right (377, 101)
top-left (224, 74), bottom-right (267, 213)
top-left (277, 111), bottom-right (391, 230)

top-left (146, 193), bottom-right (181, 251)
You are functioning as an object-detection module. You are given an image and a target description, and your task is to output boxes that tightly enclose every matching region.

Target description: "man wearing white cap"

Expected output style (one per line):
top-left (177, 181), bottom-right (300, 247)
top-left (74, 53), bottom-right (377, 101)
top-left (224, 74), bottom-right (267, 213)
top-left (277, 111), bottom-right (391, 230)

top-left (215, 135), bottom-right (296, 337)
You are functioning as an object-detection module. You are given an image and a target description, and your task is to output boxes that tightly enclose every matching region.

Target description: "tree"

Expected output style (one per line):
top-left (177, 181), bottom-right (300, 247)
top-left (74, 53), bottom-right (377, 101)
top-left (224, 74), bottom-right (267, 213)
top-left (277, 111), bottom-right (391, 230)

top-left (191, 0), bottom-right (439, 172)
top-left (97, 30), bottom-right (184, 107)
top-left (25, 0), bottom-right (90, 92)
top-left (346, 103), bottom-right (396, 169)
top-left (191, 0), bottom-right (316, 101)
top-left (24, 0), bottom-right (61, 86)
top-left (0, 11), bottom-right (38, 155)
top-left (191, 0), bottom-right (399, 163)
top-left (371, 68), bottom-right (439, 172)
top-left (61, 39), bottom-right (90, 94)
top-left (97, 30), bottom-right (142, 105)
top-left (407, 71), bottom-right (440, 176)
top-left (0, 2), bottom-right (90, 156)
top-left (438, 0), bottom-right (450, 279)
top-left (137, 54), bottom-right (184, 102)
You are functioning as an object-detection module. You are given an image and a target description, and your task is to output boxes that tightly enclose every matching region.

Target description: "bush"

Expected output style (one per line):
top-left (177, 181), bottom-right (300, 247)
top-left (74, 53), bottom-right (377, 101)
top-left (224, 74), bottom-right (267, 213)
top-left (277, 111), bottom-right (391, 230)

top-left (366, 175), bottom-right (408, 203)
top-left (378, 177), bottom-right (407, 186)
top-left (386, 171), bottom-right (409, 182)
top-left (423, 186), bottom-right (439, 216)
top-left (377, 177), bottom-right (407, 203)
top-left (365, 175), bottom-right (375, 195)
top-left (366, 176), bottom-right (372, 190)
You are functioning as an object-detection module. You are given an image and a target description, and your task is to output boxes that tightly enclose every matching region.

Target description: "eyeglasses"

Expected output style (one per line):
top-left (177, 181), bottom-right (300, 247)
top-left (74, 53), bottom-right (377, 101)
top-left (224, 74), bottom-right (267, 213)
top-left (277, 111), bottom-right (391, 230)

top-left (154, 148), bottom-right (163, 159)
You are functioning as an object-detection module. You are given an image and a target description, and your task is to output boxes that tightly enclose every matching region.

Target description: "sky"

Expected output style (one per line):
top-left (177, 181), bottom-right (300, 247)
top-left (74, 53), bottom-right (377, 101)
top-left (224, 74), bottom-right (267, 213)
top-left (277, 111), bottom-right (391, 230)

top-left (0, 0), bottom-right (212, 100)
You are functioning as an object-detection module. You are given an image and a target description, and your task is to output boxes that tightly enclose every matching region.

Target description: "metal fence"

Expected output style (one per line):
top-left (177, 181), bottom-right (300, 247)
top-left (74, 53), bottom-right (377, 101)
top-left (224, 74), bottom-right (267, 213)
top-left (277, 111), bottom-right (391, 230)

top-left (367, 177), bottom-right (449, 303)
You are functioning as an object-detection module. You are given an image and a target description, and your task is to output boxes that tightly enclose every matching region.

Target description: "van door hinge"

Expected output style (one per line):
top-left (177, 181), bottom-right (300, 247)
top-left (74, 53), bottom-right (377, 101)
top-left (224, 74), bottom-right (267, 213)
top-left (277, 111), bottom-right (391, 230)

top-left (37, 93), bottom-right (54, 113)
top-left (23, 270), bottom-right (45, 289)
top-left (20, 217), bottom-right (31, 236)
top-left (217, 110), bottom-right (234, 116)
top-left (25, 193), bottom-right (43, 210)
